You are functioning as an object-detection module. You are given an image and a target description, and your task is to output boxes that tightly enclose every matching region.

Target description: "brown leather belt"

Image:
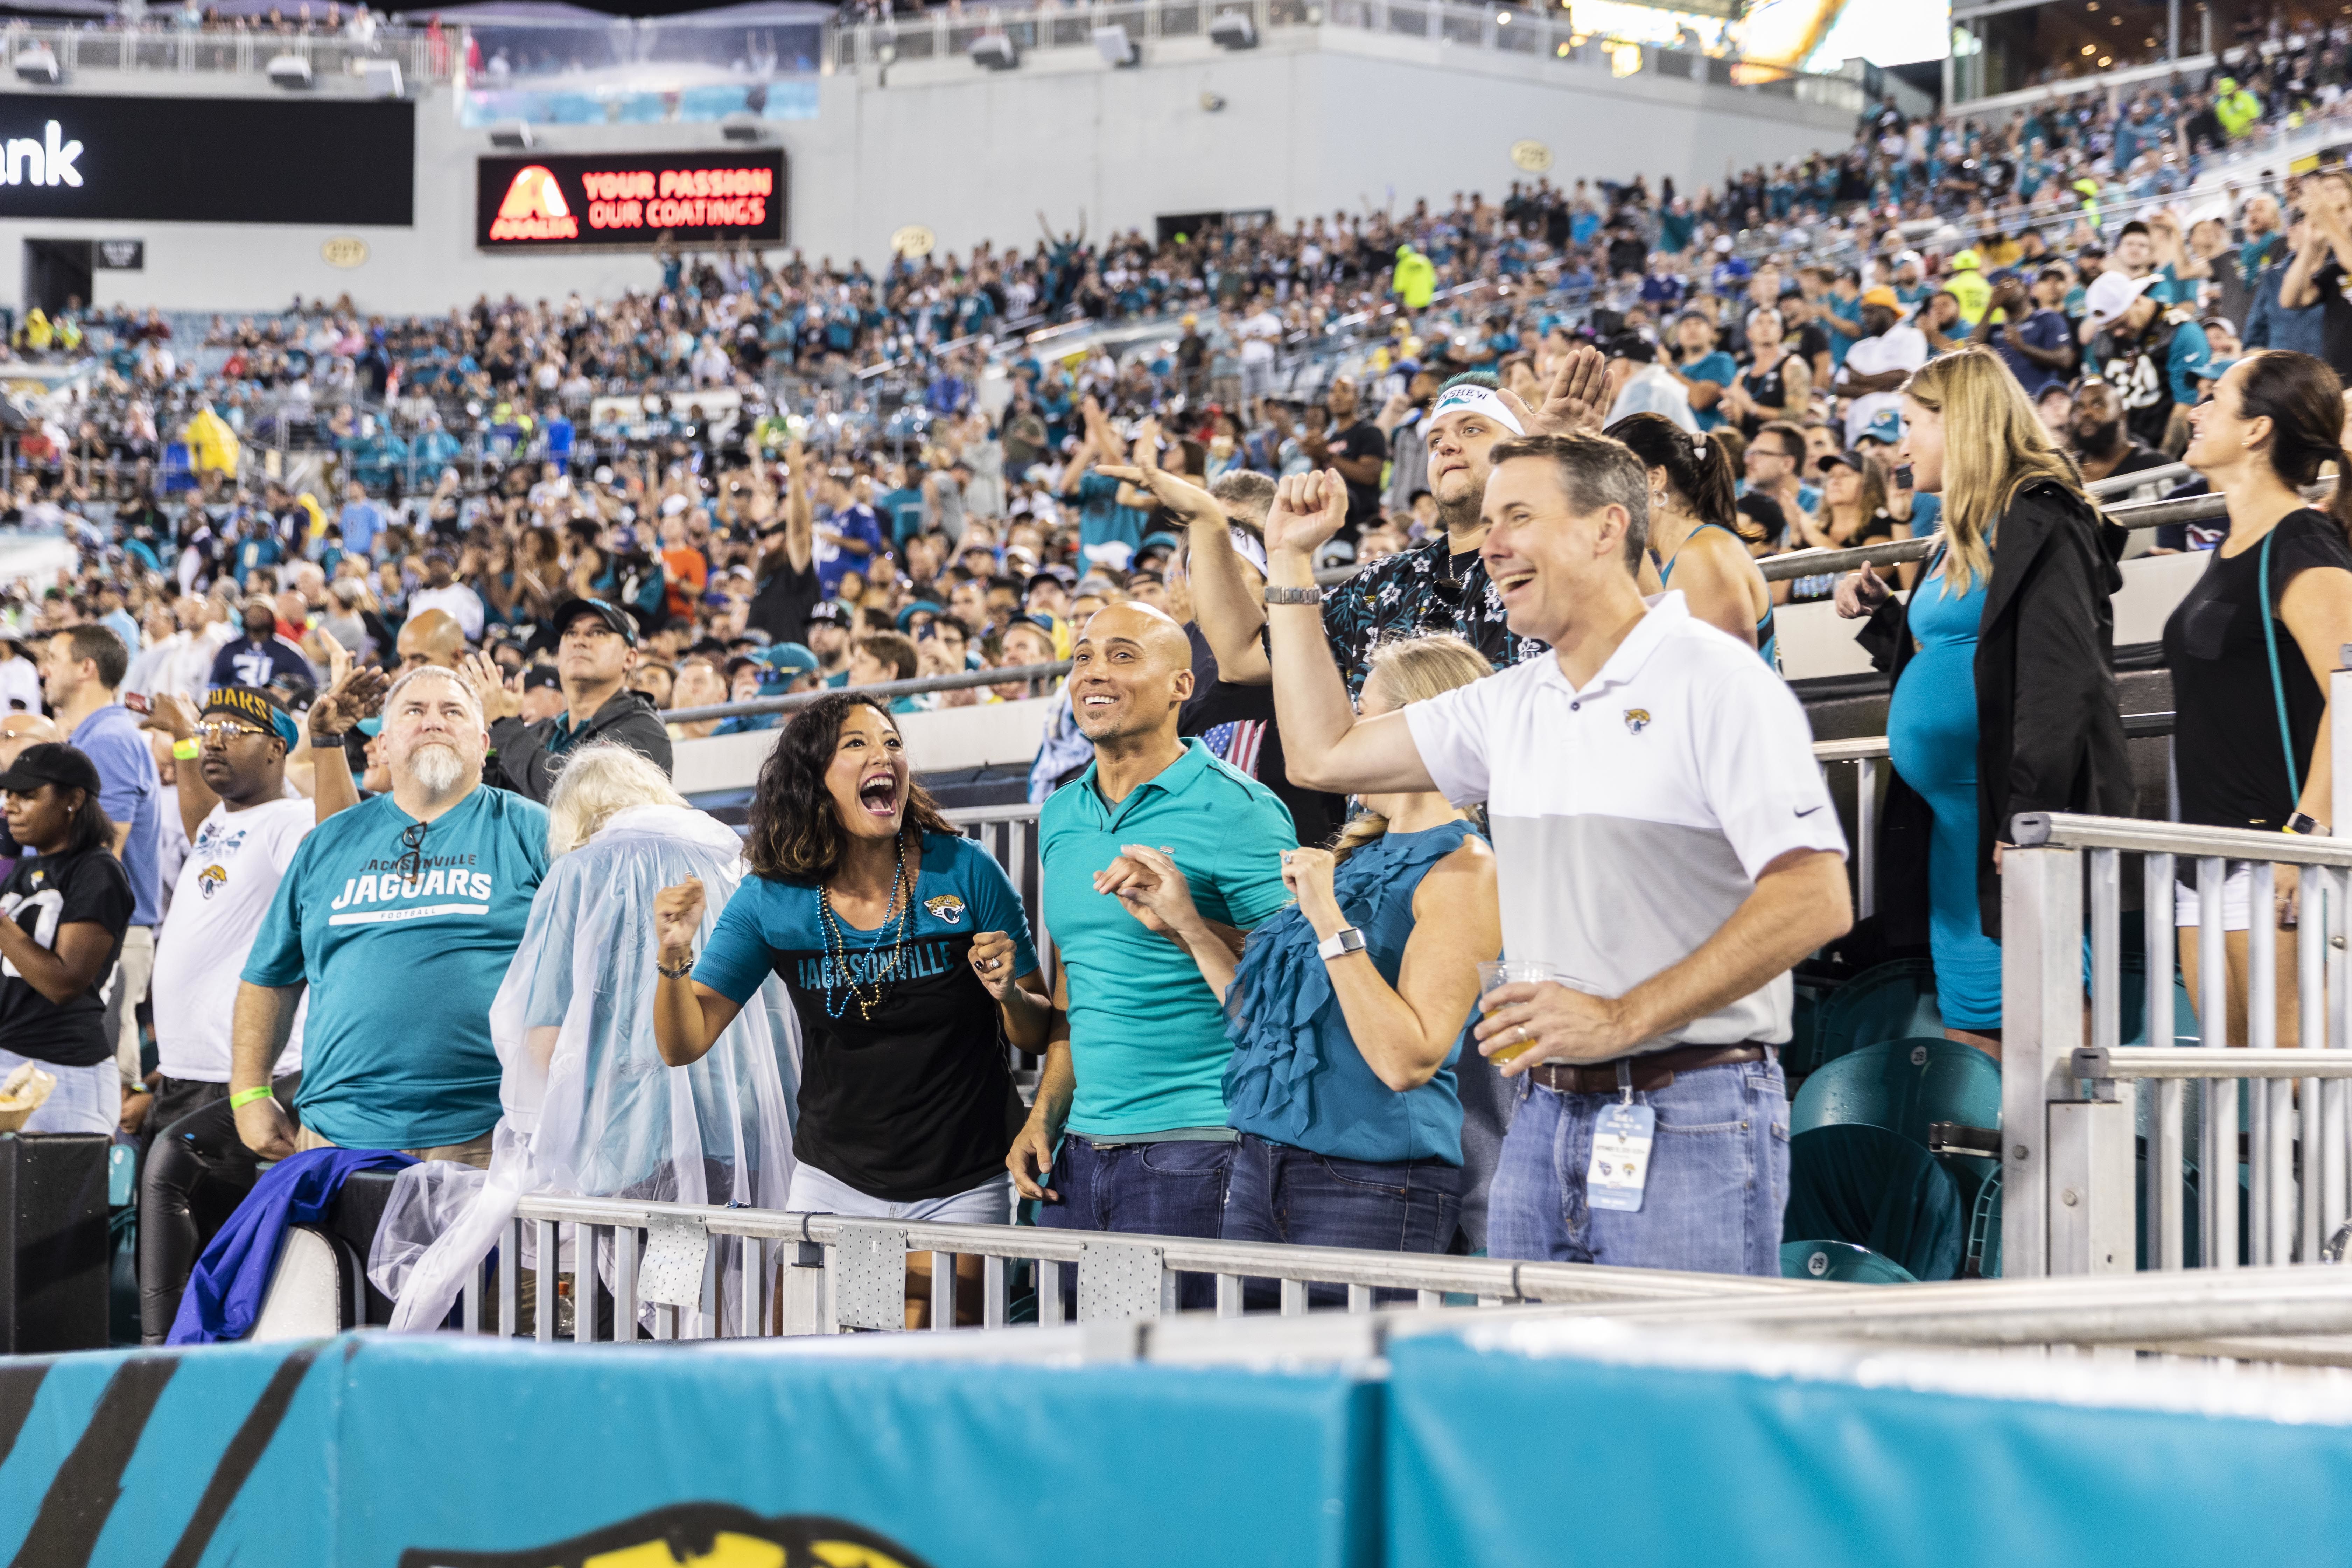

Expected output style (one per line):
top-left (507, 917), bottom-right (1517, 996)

top-left (1529, 1043), bottom-right (1772, 1096)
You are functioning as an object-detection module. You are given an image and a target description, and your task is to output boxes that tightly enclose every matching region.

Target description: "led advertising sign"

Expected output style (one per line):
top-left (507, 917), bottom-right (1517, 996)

top-left (476, 150), bottom-right (786, 250)
top-left (0, 94), bottom-right (414, 224)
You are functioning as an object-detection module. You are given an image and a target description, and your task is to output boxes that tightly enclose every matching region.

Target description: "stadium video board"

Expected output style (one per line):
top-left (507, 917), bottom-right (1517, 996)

top-left (476, 150), bottom-right (787, 251)
top-left (0, 94), bottom-right (414, 225)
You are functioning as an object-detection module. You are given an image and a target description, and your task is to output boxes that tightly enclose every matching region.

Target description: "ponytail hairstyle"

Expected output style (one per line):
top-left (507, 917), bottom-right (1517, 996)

top-left (1331, 635), bottom-right (1492, 864)
top-left (1605, 412), bottom-right (1740, 538)
top-left (1899, 345), bottom-right (2091, 596)
top-left (2231, 350), bottom-right (2352, 540)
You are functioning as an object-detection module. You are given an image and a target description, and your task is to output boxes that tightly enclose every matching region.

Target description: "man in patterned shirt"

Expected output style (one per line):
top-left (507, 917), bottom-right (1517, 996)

top-left (1190, 351), bottom-right (1610, 696)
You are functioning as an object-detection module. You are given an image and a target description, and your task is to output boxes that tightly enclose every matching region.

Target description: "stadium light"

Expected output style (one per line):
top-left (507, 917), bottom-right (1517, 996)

top-left (969, 33), bottom-right (1019, 69)
top-left (13, 44), bottom-right (58, 86)
top-left (266, 52), bottom-right (313, 89)
top-left (1209, 9), bottom-right (1257, 48)
top-left (1093, 24), bottom-right (1138, 66)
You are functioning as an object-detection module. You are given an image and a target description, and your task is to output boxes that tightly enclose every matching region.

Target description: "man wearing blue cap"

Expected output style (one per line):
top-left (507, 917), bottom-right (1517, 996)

top-left (474, 597), bottom-right (672, 804)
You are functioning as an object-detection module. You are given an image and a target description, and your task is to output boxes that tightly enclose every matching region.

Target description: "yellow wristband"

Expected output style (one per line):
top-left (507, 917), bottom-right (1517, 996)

top-left (229, 1085), bottom-right (275, 1109)
top-left (172, 738), bottom-right (200, 761)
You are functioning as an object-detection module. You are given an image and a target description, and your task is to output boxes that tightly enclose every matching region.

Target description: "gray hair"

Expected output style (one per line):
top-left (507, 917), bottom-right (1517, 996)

top-left (383, 664), bottom-right (485, 730)
top-left (545, 742), bottom-right (690, 856)
top-left (1486, 432), bottom-right (1651, 569)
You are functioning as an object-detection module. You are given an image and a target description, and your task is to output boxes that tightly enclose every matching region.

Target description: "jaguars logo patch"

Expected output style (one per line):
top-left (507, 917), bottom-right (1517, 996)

top-left (198, 864), bottom-right (228, 900)
top-left (923, 894), bottom-right (966, 925)
top-left (1623, 708), bottom-right (1651, 734)
top-left (397, 1503), bottom-right (934, 1568)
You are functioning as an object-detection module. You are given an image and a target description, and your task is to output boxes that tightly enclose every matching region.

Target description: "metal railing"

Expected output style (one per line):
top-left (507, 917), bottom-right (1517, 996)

top-left (454, 1194), bottom-right (1832, 1341)
top-left (444, 1190), bottom-right (2352, 1365)
top-left (1756, 478), bottom-right (2226, 583)
top-left (0, 20), bottom-right (449, 83)
top-left (2004, 660), bottom-right (2352, 1282)
top-left (831, 0), bottom-right (1863, 111)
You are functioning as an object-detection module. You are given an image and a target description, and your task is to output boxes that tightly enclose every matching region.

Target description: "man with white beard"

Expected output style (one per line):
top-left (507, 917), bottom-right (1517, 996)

top-left (228, 665), bottom-right (551, 1166)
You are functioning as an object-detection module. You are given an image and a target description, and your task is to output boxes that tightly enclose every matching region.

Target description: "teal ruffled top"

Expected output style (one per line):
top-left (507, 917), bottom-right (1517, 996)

top-left (1220, 820), bottom-right (1478, 1165)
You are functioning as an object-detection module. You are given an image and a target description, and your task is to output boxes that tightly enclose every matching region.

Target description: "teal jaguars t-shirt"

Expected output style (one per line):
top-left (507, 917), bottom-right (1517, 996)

top-left (243, 786), bottom-right (551, 1150)
top-left (696, 831), bottom-right (1036, 1202)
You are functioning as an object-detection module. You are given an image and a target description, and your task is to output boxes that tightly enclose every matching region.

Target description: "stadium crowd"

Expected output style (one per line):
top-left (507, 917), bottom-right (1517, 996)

top-left (5, 43), bottom-right (2352, 1332)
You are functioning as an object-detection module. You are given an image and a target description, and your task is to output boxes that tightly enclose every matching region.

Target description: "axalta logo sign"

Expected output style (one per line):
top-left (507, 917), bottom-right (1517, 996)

top-left (0, 122), bottom-right (83, 188)
top-left (487, 164), bottom-right (575, 241)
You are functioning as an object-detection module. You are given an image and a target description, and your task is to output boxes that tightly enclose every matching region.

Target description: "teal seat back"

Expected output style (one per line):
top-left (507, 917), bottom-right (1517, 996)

top-left (1786, 1124), bottom-right (1967, 1281)
top-left (1802, 959), bottom-right (1942, 1074)
top-left (1780, 1239), bottom-right (1919, 1284)
top-left (1791, 1036), bottom-right (2001, 1196)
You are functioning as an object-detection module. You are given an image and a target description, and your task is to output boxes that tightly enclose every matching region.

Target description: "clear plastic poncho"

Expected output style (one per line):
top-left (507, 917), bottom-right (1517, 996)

top-left (375, 804), bottom-right (800, 1333)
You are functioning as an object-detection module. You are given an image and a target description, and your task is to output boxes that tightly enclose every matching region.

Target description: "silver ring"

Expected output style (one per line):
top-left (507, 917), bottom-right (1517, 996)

top-left (1517, 1025), bottom-right (1530, 1046)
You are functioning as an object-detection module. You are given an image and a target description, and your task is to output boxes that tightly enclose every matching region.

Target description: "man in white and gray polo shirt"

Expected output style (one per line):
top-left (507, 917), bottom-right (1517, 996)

top-left (1262, 438), bottom-right (1851, 1275)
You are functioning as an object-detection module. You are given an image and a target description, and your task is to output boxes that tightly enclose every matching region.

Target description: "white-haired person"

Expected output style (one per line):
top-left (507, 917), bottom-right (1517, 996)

top-left (231, 664), bottom-right (551, 1167)
top-left (379, 743), bottom-right (800, 1335)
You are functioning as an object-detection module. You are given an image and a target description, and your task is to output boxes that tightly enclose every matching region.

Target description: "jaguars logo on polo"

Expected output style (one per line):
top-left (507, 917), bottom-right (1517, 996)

top-left (198, 864), bottom-right (227, 900)
top-left (1623, 708), bottom-right (1651, 734)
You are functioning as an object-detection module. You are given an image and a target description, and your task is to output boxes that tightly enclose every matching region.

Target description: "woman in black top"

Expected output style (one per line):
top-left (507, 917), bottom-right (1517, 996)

top-left (0, 743), bottom-right (134, 1134)
top-left (2164, 350), bottom-right (2352, 1048)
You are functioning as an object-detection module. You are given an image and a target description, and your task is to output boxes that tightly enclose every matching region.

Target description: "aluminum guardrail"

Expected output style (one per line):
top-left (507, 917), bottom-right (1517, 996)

top-left (832, 0), bottom-right (1865, 112)
top-left (2005, 674), bottom-right (2352, 1283)
top-left (458, 1196), bottom-right (1828, 1341)
top-left (448, 1192), bottom-right (2352, 1366)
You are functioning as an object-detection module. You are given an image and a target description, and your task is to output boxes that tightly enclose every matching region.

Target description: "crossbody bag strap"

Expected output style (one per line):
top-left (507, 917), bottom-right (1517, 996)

top-left (2260, 528), bottom-right (2303, 805)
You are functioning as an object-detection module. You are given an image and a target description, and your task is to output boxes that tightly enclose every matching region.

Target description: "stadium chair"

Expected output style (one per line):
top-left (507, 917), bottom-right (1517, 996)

top-left (158, 442), bottom-right (195, 495)
top-left (1780, 1239), bottom-right (1918, 1284)
top-left (250, 1225), bottom-right (367, 1340)
top-left (1785, 1123), bottom-right (1967, 1282)
top-left (1792, 1036), bottom-right (2002, 1206)
top-left (1791, 958), bottom-right (1942, 1076)
top-left (1963, 1170), bottom-right (2001, 1279)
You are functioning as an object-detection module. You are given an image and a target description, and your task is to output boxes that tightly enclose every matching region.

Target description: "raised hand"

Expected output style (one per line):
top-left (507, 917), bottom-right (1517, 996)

top-left (1263, 469), bottom-right (1351, 560)
top-left (968, 929), bottom-right (1023, 1000)
top-left (654, 876), bottom-right (706, 958)
top-left (458, 650), bottom-right (523, 723)
top-left (309, 661), bottom-right (389, 741)
top-left (138, 691), bottom-right (200, 744)
top-left (1528, 343), bottom-right (1610, 436)
top-left (1834, 562), bottom-right (1892, 620)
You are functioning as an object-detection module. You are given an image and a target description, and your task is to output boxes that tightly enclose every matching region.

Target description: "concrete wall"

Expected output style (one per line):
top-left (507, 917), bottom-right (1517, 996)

top-left (0, 28), bottom-right (1855, 315)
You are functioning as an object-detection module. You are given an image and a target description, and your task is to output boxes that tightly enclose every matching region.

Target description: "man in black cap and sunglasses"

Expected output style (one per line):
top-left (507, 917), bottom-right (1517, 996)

top-left (465, 597), bottom-right (672, 805)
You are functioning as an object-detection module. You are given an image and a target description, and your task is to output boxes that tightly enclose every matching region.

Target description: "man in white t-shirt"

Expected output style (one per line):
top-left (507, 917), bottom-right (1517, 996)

top-left (135, 683), bottom-right (312, 1340)
top-left (140, 683), bottom-right (311, 1136)
top-left (405, 548), bottom-right (486, 644)
top-left (1836, 287), bottom-right (1929, 447)
top-left (1261, 440), bottom-right (1851, 1277)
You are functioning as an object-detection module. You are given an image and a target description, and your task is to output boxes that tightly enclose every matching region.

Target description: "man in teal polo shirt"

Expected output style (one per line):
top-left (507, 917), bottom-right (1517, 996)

top-left (1011, 603), bottom-right (1295, 1259)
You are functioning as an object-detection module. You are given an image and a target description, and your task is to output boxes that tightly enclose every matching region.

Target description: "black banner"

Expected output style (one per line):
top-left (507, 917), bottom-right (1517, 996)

top-left (0, 94), bottom-right (413, 225)
top-left (476, 149), bottom-right (786, 251)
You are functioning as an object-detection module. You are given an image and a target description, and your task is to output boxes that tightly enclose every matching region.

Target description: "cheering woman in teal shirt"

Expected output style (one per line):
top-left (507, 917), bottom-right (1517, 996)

top-left (1106, 636), bottom-right (1500, 1290)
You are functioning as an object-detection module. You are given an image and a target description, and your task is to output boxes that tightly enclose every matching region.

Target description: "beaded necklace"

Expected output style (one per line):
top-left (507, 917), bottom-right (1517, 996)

top-left (816, 833), bottom-right (915, 1021)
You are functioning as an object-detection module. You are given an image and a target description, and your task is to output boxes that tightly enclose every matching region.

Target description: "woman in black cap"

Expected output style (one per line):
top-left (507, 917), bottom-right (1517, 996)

top-left (0, 743), bottom-right (134, 1134)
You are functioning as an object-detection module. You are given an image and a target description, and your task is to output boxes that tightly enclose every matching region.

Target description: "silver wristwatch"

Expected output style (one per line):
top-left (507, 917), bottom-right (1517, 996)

top-left (1317, 926), bottom-right (1366, 961)
top-left (1264, 585), bottom-right (1325, 606)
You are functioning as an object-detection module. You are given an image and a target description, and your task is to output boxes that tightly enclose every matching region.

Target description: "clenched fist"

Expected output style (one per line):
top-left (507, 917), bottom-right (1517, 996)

top-left (654, 876), bottom-right (706, 961)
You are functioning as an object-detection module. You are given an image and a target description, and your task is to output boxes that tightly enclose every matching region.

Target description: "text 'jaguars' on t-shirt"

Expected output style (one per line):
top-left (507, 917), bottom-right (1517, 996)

top-left (243, 786), bottom-right (550, 1152)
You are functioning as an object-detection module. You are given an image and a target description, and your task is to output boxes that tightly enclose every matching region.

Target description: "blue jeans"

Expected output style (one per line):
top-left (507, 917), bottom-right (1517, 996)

top-left (1487, 1058), bottom-right (1789, 1276)
top-left (1221, 1132), bottom-right (1461, 1308)
top-left (1036, 1134), bottom-right (1235, 1310)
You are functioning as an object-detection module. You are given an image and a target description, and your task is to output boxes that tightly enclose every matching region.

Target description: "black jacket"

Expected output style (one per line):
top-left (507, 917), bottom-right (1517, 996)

top-left (1859, 479), bottom-right (2133, 942)
top-left (488, 687), bottom-right (674, 804)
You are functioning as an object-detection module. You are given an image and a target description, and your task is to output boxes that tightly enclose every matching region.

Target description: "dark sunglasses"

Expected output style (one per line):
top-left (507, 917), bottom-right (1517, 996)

top-left (395, 820), bottom-right (427, 883)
